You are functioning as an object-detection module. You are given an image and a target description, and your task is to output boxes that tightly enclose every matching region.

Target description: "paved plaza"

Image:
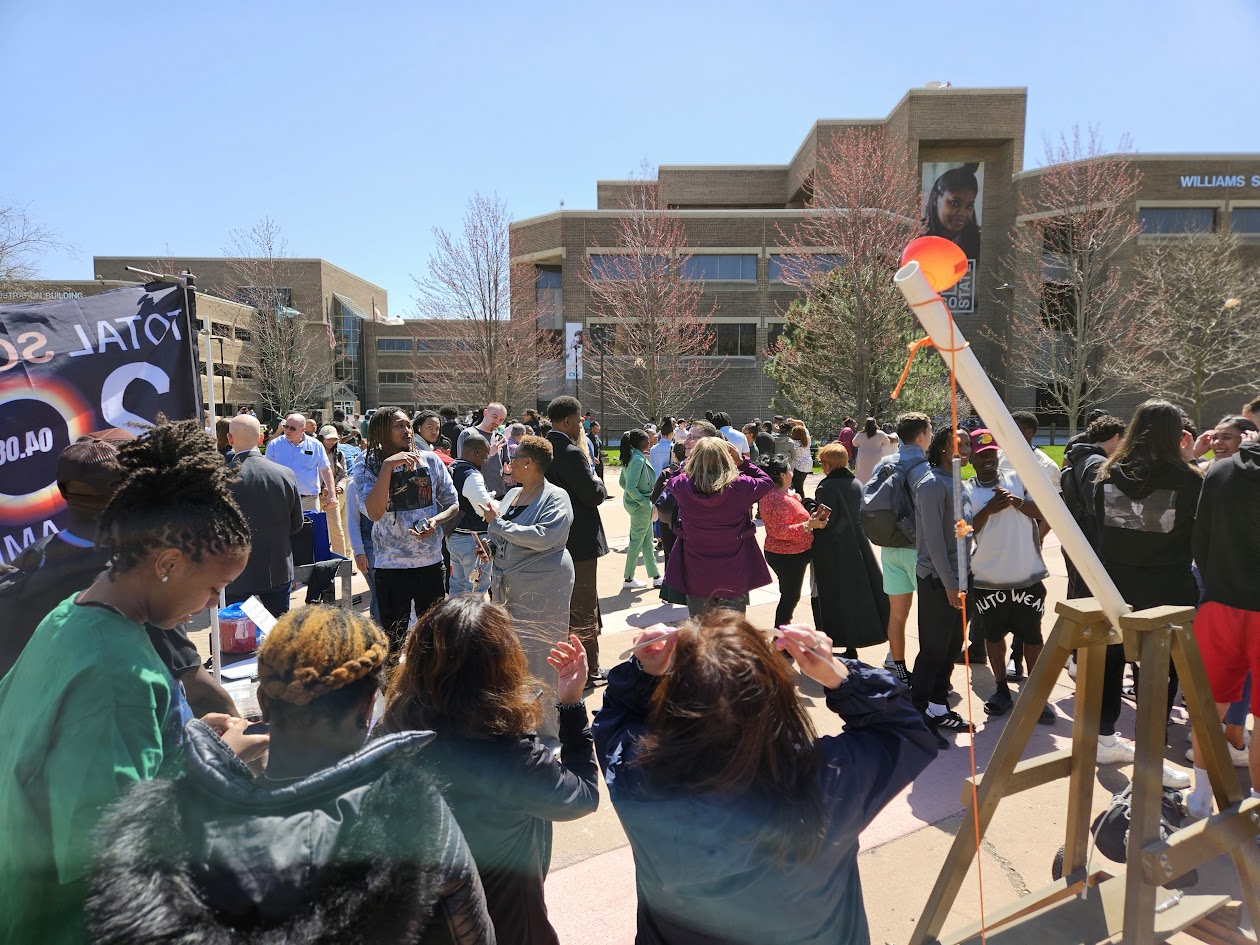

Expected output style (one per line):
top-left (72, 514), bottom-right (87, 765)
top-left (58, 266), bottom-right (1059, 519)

top-left (188, 471), bottom-right (1254, 944)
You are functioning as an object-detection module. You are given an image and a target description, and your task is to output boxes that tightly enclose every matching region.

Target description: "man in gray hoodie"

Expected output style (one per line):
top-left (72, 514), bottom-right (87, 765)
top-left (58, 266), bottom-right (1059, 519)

top-left (911, 426), bottom-right (974, 747)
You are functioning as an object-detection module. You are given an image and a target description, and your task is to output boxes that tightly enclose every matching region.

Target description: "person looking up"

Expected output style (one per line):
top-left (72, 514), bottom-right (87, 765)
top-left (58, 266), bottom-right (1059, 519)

top-left (620, 429), bottom-right (660, 589)
top-left (0, 419), bottom-right (267, 945)
top-left (357, 407), bottom-right (459, 658)
top-left (544, 396), bottom-right (609, 688)
top-left (664, 436), bottom-right (774, 617)
top-left (754, 420), bottom-right (777, 461)
top-left (1242, 395), bottom-right (1260, 428)
top-left (268, 412), bottom-right (336, 512)
top-left (458, 402), bottom-right (508, 497)
top-left (593, 615), bottom-right (938, 945)
top-left (88, 605), bottom-right (493, 945)
top-left (379, 597), bottom-right (597, 944)
top-left (448, 430), bottom-right (497, 596)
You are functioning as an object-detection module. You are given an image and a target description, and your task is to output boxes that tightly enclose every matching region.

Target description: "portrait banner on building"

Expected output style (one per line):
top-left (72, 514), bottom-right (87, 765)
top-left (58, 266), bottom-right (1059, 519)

top-left (0, 283), bottom-right (201, 562)
top-left (921, 161), bottom-right (984, 313)
top-left (564, 322), bottom-right (584, 380)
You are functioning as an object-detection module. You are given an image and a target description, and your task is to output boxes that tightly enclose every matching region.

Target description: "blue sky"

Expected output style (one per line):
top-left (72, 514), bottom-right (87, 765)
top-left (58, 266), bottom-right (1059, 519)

top-left (3, 0), bottom-right (1257, 313)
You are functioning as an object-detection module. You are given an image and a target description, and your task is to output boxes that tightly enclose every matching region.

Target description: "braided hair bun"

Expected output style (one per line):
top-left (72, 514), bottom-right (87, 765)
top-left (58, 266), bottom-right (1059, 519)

top-left (258, 605), bottom-right (388, 707)
top-left (99, 416), bottom-right (250, 572)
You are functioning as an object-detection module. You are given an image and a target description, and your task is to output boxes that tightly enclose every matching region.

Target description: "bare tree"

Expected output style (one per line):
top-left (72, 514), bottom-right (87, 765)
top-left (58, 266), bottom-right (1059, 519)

top-left (1002, 127), bottom-right (1155, 434)
top-left (1132, 229), bottom-right (1260, 428)
top-left (0, 201), bottom-right (67, 288)
top-left (767, 126), bottom-right (953, 427)
top-left (219, 217), bottom-right (335, 420)
top-left (578, 170), bottom-right (724, 424)
top-left (413, 193), bottom-right (557, 412)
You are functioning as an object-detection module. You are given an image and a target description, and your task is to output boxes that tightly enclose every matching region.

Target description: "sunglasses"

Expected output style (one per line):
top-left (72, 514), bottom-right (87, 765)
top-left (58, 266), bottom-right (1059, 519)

top-left (284, 425), bottom-right (302, 432)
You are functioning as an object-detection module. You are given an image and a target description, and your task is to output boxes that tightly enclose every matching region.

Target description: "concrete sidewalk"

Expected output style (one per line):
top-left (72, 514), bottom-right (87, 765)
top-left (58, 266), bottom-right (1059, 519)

top-left (189, 470), bottom-right (1254, 944)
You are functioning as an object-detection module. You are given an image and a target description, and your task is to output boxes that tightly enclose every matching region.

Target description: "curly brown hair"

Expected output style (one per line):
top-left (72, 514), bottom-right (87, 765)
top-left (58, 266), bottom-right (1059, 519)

top-left (378, 596), bottom-right (543, 739)
top-left (258, 605), bottom-right (387, 724)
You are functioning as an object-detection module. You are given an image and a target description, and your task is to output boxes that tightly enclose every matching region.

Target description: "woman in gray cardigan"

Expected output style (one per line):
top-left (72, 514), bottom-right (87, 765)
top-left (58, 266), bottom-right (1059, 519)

top-left (485, 435), bottom-right (576, 749)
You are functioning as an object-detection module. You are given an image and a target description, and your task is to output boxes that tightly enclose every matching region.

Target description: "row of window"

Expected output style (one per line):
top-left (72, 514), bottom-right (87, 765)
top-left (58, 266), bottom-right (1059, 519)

top-left (208, 322), bottom-right (252, 343)
top-left (580, 322), bottom-right (782, 358)
top-left (377, 338), bottom-right (470, 353)
top-left (1138, 206), bottom-right (1260, 235)
top-left (210, 362), bottom-right (254, 380)
top-left (587, 254), bottom-right (844, 283)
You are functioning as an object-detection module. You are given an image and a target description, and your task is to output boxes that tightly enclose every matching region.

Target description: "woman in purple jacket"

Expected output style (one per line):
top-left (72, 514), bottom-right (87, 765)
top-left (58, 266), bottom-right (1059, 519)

top-left (663, 437), bottom-right (774, 616)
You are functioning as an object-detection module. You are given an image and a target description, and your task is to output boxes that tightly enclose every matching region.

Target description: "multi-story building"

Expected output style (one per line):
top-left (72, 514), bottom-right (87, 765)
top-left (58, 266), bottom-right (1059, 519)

top-left (510, 86), bottom-right (1260, 433)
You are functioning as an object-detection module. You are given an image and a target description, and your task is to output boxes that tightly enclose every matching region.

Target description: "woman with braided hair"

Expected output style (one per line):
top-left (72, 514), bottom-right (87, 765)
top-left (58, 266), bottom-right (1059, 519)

top-left (87, 604), bottom-right (494, 945)
top-left (0, 417), bottom-right (268, 945)
top-left (378, 596), bottom-right (598, 945)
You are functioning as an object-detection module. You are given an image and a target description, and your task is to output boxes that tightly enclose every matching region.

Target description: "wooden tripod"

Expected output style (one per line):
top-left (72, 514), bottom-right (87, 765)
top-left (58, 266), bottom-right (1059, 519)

top-left (909, 599), bottom-right (1260, 945)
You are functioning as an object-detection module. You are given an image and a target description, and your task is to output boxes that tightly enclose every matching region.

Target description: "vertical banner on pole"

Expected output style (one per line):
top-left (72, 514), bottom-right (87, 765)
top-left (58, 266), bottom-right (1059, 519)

top-left (0, 283), bottom-right (201, 563)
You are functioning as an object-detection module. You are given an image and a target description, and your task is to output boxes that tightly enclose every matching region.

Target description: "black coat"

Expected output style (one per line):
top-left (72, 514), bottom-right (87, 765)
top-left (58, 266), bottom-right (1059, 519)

top-left (87, 723), bottom-right (494, 945)
top-left (226, 450), bottom-right (304, 596)
top-left (812, 468), bottom-right (889, 649)
top-left (545, 431), bottom-right (608, 561)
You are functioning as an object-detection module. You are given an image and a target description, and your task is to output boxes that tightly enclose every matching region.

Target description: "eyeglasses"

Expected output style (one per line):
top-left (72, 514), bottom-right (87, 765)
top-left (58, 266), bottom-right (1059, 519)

top-left (284, 425), bottom-right (302, 432)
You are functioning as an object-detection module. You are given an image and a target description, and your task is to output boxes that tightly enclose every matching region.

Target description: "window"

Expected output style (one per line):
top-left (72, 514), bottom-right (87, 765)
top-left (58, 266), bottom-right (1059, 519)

top-left (377, 337), bottom-right (413, 352)
top-left (234, 327), bottom-right (252, 343)
top-left (713, 323), bottom-right (757, 357)
top-left (681, 255), bottom-right (757, 281)
top-left (415, 338), bottom-right (468, 352)
top-left (1138, 207), bottom-right (1216, 235)
top-left (768, 254), bottom-right (842, 281)
top-left (212, 362), bottom-right (230, 377)
top-left (766, 323), bottom-right (786, 353)
top-left (587, 323), bottom-right (615, 354)
top-left (1230, 207), bottom-right (1260, 235)
top-left (235, 364), bottom-right (254, 380)
top-left (379, 371), bottom-right (412, 385)
top-left (589, 254), bottom-right (668, 280)
top-left (536, 265), bottom-right (562, 318)
top-left (1040, 283), bottom-right (1077, 332)
top-left (210, 322), bottom-right (231, 338)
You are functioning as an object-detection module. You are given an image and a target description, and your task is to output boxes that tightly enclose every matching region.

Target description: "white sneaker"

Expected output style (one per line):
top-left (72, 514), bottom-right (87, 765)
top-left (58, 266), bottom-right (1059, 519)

top-left (884, 651), bottom-right (897, 669)
top-left (622, 579), bottom-right (647, 589)
top-left (1096, 736), bottom-right (1136, 764)
top-left (1066, 654), bottom-right (1077, 679)
top-left (1161, 764), bottom-right (1191, 790)
top-left (651, 577), bottom-right (664, 587)
top-left (1185, 739), bottom-right (1251, 767)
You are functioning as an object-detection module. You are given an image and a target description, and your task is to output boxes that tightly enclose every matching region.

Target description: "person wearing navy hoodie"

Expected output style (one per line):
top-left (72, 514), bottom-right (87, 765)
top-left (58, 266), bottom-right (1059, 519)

top-left (1185, 436), bottom-right (1260, 818)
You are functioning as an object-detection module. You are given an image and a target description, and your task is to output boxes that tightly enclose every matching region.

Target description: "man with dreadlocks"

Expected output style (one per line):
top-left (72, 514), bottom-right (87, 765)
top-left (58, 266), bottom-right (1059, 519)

top-left (88, 605), bottom-right (494, 945)
top-left (0, 418), bottom-right (270, 945)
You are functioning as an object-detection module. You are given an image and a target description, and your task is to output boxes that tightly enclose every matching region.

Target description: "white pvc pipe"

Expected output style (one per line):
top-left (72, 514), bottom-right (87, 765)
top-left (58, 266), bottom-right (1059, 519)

top-left (894, 260), bottom-right (1130, 630)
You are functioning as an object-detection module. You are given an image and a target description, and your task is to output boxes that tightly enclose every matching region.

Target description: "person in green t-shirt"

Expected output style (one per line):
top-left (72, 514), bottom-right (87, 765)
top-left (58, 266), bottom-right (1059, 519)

top-left (0, 419), bottom-right (269, 945)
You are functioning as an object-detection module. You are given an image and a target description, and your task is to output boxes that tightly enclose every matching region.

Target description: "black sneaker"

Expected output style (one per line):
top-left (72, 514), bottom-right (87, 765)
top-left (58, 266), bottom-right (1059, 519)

top-left (1037, 705), bottom-right (1056, 725)
top-left (955, 645), bottom-right (986, 665)
top-left (927, 709), bottom-right (975, 733)
top-left (984, 690), bottom-right (1014, 717)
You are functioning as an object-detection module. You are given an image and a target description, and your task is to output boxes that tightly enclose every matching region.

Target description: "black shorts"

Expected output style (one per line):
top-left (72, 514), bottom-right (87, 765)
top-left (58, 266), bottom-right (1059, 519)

top-left (969, 581), bottom-right (1046, 646)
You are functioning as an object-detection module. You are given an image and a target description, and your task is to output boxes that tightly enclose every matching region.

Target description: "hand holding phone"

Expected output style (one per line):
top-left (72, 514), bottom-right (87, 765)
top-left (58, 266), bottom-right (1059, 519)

top-left (408, 519), bottom-right (433, 539)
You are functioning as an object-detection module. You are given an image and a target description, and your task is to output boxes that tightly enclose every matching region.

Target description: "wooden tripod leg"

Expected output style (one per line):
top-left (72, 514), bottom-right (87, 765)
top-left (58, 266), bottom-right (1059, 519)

top-left (909, 616), bottom-right (1073, 945)
top-left (1121, 625), bottom-right (1171, 945)
top-left (1062, 636), bottom-right (1105, 874)
top-left (1170, 623), bottom-right (1260, 933)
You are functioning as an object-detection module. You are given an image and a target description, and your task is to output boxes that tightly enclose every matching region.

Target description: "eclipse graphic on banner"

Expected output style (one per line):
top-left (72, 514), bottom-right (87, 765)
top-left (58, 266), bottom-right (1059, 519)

top-left (0, 283), bottom-right (201, 562)
top-left (921, 161), bottom-right (983, 313)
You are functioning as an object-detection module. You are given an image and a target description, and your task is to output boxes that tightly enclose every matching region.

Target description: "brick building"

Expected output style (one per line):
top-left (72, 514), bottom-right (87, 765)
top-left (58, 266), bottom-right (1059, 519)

top-left (510, 86), bottom-right (1260, 435)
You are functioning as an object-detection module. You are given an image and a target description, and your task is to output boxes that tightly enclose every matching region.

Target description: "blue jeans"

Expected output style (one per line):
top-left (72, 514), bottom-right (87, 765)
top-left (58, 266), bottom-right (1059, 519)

top-left (447, 532), bottom-right (486, 597)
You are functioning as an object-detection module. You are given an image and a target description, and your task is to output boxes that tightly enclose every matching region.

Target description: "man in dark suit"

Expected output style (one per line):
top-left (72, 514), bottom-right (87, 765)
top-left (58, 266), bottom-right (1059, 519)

top-left (225, 414), bottom-right (304, 617)
top-left (545, 395), bottom-right (610, 687)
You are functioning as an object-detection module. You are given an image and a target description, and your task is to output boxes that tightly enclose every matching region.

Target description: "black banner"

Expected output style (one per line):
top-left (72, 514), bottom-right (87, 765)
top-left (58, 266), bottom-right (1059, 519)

top-left (0, 283), bottom-right (201, 562)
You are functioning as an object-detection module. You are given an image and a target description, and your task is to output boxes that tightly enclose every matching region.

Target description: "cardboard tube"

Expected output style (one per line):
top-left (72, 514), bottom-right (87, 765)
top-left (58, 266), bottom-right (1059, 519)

top-left (894, 260), bottom-right (1130, 630)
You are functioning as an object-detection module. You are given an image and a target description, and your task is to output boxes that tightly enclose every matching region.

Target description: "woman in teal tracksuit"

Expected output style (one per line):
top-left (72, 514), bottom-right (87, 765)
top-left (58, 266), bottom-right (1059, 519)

top-left (619, 429), bottom-right (660, 588)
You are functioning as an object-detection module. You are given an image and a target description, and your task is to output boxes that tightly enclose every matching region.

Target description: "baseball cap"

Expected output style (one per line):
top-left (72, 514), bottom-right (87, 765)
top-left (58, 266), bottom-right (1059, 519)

top-left (318, 425), bottom-right (340, 441)
top-left (57, 439), bottom-right (124, 494)
top-left (970, 428), bottom-right (999, 455)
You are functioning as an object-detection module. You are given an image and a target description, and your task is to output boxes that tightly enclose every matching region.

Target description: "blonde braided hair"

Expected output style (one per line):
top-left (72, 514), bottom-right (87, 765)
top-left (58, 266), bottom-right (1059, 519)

top-left (258, 605), bottom-right (388, 707)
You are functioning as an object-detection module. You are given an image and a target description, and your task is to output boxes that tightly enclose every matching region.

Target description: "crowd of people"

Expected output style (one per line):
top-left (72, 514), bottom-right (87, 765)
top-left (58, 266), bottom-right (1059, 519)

top-left (1, 387), bottom-right (1257, 944)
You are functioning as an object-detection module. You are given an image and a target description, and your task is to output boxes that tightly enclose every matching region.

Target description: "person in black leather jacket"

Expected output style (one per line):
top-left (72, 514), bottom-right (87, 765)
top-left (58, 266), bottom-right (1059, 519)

top-left (378, 596), bottom-right (599, 945)
top-left (86, 605), bottom-right (494, 945)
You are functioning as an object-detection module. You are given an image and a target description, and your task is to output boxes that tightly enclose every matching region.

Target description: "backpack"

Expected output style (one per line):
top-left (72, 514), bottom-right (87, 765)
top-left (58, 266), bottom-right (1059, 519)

top-left (860, 456), bottom-right (928, 548)
top-left (1061, 453), bottom-right (1103, 542)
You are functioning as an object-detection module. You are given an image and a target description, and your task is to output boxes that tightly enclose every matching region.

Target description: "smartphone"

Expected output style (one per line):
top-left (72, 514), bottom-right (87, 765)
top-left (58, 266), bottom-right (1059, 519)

top-left (817, 504), bottom-right (832, 521)
top-left (409, 519), bottom-right (431, 537)
top-left (243, 721), bottom-right (269, 736)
